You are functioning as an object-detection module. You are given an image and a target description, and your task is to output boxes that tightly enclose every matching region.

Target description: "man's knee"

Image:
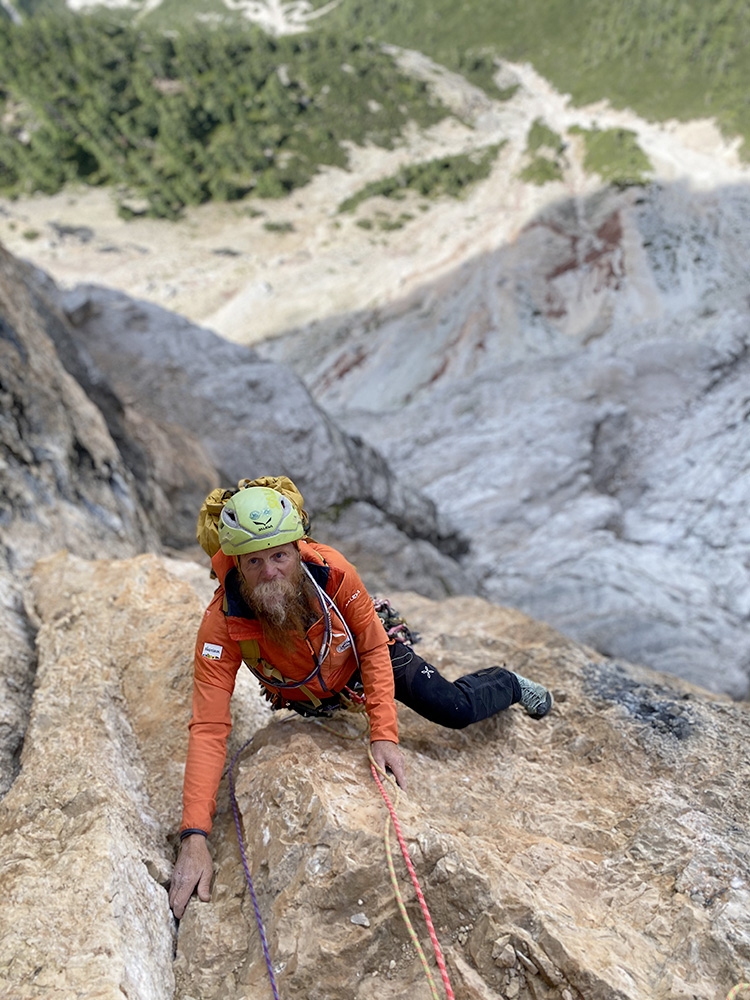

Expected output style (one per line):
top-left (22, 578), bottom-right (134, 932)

top-left (438, 704), bottom-right (475, 729)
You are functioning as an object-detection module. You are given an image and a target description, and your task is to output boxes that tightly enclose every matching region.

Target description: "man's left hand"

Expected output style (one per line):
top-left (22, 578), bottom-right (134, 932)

top-left (370, 740), bottom-right (407, 789)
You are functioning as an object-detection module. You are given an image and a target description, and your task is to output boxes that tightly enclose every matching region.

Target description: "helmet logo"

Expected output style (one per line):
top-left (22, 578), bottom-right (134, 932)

top-left (250, 507), bottom-right (273, 530)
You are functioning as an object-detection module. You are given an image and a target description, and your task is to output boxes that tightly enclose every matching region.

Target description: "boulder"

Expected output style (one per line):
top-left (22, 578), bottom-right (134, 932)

top-left (1, 551), bottom-right (747, 1000)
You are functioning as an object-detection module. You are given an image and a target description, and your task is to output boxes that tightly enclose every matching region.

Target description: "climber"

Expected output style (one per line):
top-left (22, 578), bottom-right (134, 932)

top-left (168, 484), bottom-right (553, 918)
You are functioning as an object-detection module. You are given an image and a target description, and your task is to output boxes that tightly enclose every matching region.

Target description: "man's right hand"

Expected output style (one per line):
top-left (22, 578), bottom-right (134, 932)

top-left (169, 834), bottom-right (213, 918)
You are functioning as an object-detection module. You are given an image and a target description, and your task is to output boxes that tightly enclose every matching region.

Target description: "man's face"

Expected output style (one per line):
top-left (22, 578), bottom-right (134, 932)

top-left (237, 543), bottom-right (306, 629)
top-left (237, 543), bottom-right (300, 589)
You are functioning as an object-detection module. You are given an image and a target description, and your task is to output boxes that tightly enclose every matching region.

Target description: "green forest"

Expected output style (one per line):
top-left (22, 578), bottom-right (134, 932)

top-left (0, 12), bottom-right (446, 218)
top-left (1, 0), bottom-right (749, 217)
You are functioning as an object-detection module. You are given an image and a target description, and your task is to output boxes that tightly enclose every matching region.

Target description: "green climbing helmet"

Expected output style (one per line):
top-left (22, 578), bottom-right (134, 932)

top-left (218, 486), bottom-right (305, 555)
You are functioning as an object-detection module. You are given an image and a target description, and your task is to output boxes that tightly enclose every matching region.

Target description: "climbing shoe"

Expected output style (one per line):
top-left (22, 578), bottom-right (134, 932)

top-left (515, 674), bottom-right (553, 719)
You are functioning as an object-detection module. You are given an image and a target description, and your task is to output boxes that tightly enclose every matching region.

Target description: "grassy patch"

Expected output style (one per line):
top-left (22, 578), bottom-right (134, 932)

top-left (338, 143), bottom-right (503, 213)
top-left (520, 118), bottom-right (566, 184)
top-left (327, 0), bottom-right (750, 157)
top-left (263, 219), bottom-right (295, 232)
top-left (570, 125), bottom-right (652, 186)
top-left (527, 118), bottom-right (564, 155)
top-left (519, 156), bottom-right (563, 185)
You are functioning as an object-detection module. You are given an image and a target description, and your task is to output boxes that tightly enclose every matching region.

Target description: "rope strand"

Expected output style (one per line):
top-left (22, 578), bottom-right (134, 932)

top-left (377, 776), bottom-right (442, 1000)
top-left (369, 754), bottom-right (455, 1000)
top-left (228, 738), bottom-right (280, 1000)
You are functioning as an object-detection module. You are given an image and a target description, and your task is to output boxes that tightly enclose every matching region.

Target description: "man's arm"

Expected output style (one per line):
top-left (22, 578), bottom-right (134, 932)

top-left (337, 563), bottom-right (407, 788)
top-left (170, 590), bottom-right (240, 916)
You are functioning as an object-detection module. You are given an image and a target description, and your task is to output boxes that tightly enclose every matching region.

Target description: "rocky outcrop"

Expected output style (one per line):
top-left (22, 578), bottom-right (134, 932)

top-left (0, 244), bottom-right (158, 796)
top-left (56, 282), bottom-right (471, 595)
top-left (260, 181), bottom-right (750, 698)
top-left (0, 239), bottom-right (473, 795)
top-left (2, 551), bottom-right (748, 1000)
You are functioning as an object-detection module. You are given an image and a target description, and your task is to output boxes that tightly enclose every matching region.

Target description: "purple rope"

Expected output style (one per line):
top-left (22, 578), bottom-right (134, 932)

top-left (228, 738), bottom-right (280, 1000)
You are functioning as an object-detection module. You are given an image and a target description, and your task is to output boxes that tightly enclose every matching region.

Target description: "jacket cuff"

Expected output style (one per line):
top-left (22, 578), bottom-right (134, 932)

top-left (179, 827), bottom-right (209, 841)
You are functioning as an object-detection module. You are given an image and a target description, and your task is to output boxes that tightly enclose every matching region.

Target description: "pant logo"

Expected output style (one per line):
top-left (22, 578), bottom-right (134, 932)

top-left (421, 665), bottom-right (434, 679)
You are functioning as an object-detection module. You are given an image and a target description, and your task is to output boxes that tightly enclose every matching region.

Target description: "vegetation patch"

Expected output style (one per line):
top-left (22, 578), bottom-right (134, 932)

top-left (527, 118), bottom-right (564, 155)
top-left (519, 156), bottom-right (563, 185)
top-left (569, 125), bottom-right (652, 186)
top-left (338, 143), bottom-right (503, 213)
top-left (263, 219), bottom-right (295, 232)
top-left (519, 118), bottom-right (566, 185)
top-left (326, 0), bottom-right (750, 157)
top-left (0, 10), bottom-right (447, 218)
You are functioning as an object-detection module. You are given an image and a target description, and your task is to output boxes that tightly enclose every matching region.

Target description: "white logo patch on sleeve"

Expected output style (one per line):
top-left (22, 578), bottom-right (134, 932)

top-left (202, 642), bottom-right (223, 660)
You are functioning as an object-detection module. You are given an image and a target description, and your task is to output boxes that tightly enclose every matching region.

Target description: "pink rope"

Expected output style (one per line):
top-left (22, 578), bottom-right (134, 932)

top-left (370, 764), bottom-right (455, 1000)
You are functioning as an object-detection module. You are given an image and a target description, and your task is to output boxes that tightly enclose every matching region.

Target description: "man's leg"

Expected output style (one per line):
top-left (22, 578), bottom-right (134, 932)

top-left (389, 641), bottom-right (551, 729)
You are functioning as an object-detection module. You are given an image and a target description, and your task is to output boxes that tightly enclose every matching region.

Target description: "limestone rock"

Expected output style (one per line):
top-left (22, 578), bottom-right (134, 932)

top-left (56, 282), bottom-right (472, 597)
top-left (0, 244), bottom-right (158, 796)
top-left (2, 553), bottom-right (748, 999)
top-left (260, 183), bottom-right (750, 696)
top-left (0, 551), bottom-right (264, 999)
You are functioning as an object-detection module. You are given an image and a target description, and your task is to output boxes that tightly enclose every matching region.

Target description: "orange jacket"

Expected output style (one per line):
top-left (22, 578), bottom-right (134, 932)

top-left (180, 540), bottom-right (397, 834)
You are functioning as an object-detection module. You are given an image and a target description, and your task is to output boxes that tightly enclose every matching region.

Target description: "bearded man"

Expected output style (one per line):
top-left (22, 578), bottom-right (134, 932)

top-left (169, 483), bottom-right (553, 918)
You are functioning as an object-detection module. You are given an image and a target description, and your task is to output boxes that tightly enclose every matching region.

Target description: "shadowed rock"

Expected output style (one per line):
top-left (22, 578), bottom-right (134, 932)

top-left (55, 283), bottom-right (472, 593)
top-left (0, 244), bottom-right (159, 797)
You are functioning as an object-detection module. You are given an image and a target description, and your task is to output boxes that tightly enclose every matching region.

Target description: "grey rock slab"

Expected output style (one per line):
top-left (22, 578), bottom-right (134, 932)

top-left (260, 183), bottom-right (750, 696)
top-left (57, 283), bottom-right (473, 595)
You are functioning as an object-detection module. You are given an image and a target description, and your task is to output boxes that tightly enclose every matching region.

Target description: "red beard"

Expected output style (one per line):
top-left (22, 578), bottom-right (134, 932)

top-left (239, 563), bottom-right (316, 648)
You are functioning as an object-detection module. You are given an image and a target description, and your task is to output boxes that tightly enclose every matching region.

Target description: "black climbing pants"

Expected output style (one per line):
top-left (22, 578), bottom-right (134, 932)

top-left (388, 641), bottom-right (520, 730)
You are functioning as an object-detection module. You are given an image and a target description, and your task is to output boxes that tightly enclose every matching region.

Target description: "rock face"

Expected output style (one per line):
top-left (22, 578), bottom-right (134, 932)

top-left (0, 237), bottom-right (472, 795)
top-left (55, 283), bottom-right (472, 596)
top-left (2, 551), bottom-right (748, 1000)
top-left (0, 244), bottom-right (158, 796)
top-left (261, 181), bottom-right (750, 698)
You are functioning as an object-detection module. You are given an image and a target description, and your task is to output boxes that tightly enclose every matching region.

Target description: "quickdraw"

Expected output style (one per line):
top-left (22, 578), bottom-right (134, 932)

top-left (373, 596), bottom-right (420, 646)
